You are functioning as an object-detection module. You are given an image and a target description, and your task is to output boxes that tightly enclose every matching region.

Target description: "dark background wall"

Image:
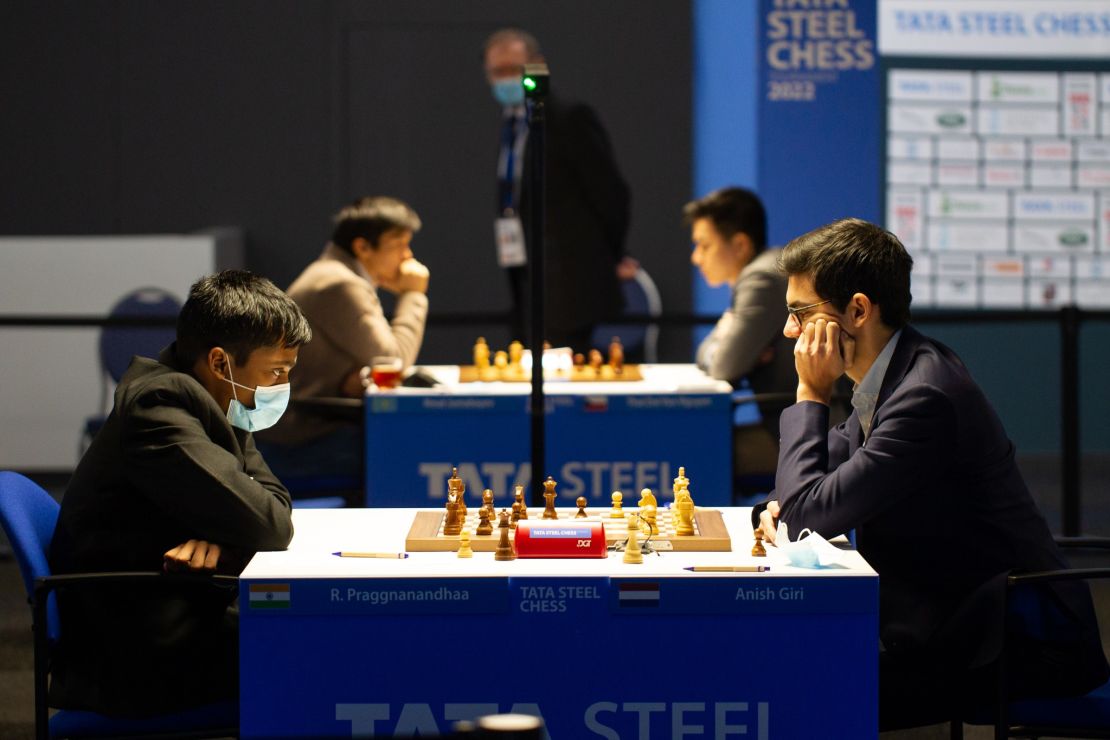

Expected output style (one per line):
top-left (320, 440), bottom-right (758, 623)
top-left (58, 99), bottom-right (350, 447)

top-left (0, 0), bottom-right (693, 364)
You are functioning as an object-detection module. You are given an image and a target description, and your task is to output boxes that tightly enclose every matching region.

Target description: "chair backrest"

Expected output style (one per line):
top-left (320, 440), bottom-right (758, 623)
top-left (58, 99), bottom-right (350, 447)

top-left (0, 471), bottom-right (61, 639)
top-left (100, 288), bottom-right (181, 383)
top-left (590, 267), bottom-right (663, 362)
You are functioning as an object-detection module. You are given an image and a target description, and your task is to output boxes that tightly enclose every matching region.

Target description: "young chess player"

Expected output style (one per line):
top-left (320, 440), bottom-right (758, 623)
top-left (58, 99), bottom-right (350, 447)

top-left (755, 218), bottom-right (1108, 730)
top-left (49, 270), bottom-right (310, 716)
top-left (256, 196), bottom-right (429, 479)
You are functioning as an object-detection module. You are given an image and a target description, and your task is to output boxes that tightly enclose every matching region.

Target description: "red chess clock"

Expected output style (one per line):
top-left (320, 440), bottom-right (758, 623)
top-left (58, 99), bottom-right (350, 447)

top-left (513, 520), bottom-right (607, 558)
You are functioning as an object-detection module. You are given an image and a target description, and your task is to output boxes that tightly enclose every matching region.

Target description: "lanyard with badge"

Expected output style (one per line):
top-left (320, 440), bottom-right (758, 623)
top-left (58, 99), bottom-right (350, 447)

top-left (495, 111), bottom-right (528, 268)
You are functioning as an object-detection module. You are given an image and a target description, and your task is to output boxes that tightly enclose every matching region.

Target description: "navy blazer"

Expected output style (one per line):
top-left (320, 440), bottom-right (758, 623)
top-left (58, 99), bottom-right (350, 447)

top-left (767, 326), bottom-right (1106, 687)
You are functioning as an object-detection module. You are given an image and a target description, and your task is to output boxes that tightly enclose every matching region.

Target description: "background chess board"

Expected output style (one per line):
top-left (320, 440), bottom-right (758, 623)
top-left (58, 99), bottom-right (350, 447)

top-left (405, 508), bottom-right (731, 552)
top-left (457, 365), bottom-right (645, 382)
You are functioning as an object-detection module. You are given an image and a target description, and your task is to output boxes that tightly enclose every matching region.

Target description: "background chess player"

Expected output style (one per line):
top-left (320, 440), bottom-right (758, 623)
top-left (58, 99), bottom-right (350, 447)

top-left (257, 196), bottom-right (429, 478)
top-left (754, 218), bottom-right (1109, 731)
top-left (685, 187), bottom-right (796, 476)
top-left (49, 270), bottom-right (308, 716)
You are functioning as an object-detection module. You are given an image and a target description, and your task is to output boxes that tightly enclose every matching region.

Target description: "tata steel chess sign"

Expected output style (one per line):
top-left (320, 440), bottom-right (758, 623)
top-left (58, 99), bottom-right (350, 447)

top-left (364, 392), bottom-right (732, 507)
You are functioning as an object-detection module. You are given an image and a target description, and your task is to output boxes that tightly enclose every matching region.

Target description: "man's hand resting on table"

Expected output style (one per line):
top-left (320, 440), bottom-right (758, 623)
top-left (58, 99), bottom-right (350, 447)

top-left (758, 501), bottom-right (781, 544)
top-left (164, 539), bottom-right (221, 573)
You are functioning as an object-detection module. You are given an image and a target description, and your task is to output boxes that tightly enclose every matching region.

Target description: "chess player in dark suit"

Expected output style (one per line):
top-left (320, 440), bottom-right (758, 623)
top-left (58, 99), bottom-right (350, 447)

top-left (484, 28), bottom-right (636, 352)
top-left (754, 218), bottom-right (1108, 730)
top-left (49, 270), bottom-right (310, 716)
top-left (685, 187), bottom-right (797, 475)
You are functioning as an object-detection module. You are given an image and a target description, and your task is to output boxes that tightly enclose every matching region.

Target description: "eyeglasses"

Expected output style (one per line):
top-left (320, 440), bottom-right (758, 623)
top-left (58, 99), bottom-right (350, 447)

top-left (786, 299), bottom-right (831, 330)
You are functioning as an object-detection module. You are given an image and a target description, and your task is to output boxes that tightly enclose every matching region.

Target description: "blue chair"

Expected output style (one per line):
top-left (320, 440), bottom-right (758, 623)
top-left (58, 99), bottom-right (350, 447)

top-left (954, 536), bottom-right (1110, 739)
top-left (83, 288), bottom-right (181, 451)
top-left (0, 471), bottom-right (238, 739)
top-left (591, 267), bottom-right (662, 363)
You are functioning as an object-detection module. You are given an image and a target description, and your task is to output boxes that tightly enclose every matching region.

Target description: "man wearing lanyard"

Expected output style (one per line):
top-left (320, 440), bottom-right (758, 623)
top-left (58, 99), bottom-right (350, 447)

top-left (483, 28), bottom-right (636, 352)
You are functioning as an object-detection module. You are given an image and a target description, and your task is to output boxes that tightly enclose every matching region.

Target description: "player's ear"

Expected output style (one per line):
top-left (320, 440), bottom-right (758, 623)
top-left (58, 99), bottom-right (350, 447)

top-left (848, 293), bottom-right (872, 327)
top-left (206, 347), bottom-right (230, 379)
top-left (351, 237), bottom-right (373, 257)
top-left (730, 231), bottom-right (753, 260)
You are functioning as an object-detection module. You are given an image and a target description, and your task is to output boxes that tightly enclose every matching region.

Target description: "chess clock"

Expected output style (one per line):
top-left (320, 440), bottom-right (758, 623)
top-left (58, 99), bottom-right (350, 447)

top-left (513, 520), bottom-right (607, 558)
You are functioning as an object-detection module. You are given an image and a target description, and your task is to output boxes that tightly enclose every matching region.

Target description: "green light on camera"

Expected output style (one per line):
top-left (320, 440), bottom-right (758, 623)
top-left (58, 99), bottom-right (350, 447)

top-left (522, 77), bottom-right (537, 91)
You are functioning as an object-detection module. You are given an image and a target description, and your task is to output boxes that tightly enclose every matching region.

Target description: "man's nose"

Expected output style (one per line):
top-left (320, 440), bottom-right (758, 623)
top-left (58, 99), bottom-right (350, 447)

top-left (690, 249), bottom-right (701, 267)
top-left (783, 316), bottom-right (800, 338)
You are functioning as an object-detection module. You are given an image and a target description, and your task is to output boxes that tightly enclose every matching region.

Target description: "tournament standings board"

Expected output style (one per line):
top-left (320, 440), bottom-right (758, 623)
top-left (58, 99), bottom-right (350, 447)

top-left (880, 1), bottom-right (1110, 310)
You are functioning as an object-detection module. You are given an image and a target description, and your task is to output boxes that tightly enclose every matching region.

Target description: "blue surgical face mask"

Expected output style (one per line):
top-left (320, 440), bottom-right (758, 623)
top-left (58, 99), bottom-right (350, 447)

top-left (222, 356), bottom-right (290, 432)
top-left (491, 77), bottom-right (525, 107)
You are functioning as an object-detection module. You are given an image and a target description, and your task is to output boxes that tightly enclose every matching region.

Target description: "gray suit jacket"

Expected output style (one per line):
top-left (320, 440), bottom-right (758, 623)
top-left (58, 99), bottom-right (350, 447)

top-left (269, 244), bottom-right (428, 444)
top-left (696, 247), bottom-right (796, 428)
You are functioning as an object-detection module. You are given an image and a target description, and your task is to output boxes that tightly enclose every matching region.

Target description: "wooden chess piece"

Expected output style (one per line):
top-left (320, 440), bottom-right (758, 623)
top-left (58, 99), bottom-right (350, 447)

top-left (751, 528), bottom-right (767, 557)
top-left (641, 504), bottom-right (657, 535)
top-left (511, 501), bottom-right (521, 528)
top-left (494, 510), bottom-right (516, 561)
top-left (622, 514), bottom-right (643, 564)
top-left (494, 350), bottom-right (509, 380)
top-left (444, 467), bottom-right (463, 536)
top-left (637, 487), bottom-right (657, 509)
top-left (476, 507), bottom-right (493, 536)
top-left (474, 337), bottom-right (491, 370)
top-left (481, 488), bottom-right (495, 522)
top-left (608, 336), bottom-right (624, 374)
top-left (575, 496), bottom-right (588, 518)
top-left (509, 340), bottom-right (524, 368)
top-left (588, 348), bottom-right (603, 375)
top-left (514, 484), bottom-right (528, 519)
top-left (542, 476), bottom-right (558, 519)
top-left (457, 529), bottom-right (473, 558)
top-left (609, 491), bottom-right (624, 519)
top-left (676, 496), bottom-right (695, 537)
top-left (573, 352), bottom-right (585, 367)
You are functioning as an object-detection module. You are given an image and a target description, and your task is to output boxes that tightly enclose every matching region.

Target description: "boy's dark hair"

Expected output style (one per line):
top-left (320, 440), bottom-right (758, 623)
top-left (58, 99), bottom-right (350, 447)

top-left (175, 270), bottom-right (311, 366)
top-left (780, 218), bottom-right (913, 329)
top-left (331, 196), bottom-right (422, 255)
top-left (682, 187), bottom-right (767, 252)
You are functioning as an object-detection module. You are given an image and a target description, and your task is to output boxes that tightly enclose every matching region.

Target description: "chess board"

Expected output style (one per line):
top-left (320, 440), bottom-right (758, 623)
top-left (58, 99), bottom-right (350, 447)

top-left (405, 508), bottom-right (731, 553)
top-left (457, 365), bottom-right (644, 383)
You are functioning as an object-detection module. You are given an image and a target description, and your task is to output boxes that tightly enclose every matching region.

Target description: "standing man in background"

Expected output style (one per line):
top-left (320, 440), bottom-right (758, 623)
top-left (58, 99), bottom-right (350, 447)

top-left (685, 187), bottom-right (796, 476)
top-left (484, 27), bottom-right (637, 352)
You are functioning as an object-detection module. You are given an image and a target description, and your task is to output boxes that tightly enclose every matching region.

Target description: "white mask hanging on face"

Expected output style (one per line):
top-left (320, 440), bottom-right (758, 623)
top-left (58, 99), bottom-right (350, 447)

top-left (222, 354), bottom-right (290, 432)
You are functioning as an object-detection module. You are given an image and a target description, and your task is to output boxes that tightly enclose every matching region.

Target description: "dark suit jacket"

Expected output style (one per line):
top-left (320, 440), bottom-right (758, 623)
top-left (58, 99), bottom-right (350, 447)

top-left (49, 345), bottom-right (294, 716)
top-left (511, 94), bottom-right (631, 340)
top-left (767, 326), bottom-right (1107, 694)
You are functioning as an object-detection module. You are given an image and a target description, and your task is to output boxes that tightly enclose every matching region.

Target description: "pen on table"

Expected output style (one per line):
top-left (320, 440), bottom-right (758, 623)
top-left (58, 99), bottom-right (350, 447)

top-left (683, 565), bottom-right (770, 572)
top-left (332, 552), bottom-right (409, 559)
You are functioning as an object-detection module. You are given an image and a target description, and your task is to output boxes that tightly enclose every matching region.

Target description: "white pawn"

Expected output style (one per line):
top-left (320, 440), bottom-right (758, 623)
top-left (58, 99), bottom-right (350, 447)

top-left (622, 514), bottom-right (643, 564)
top-left (609, 491), bottom-right (625, 519)
top-left (457, 529), bottom-right (474, 558)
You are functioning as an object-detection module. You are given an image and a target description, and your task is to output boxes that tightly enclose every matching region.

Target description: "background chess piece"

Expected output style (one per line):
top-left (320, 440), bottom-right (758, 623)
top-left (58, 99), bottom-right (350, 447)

top-left (608, 336), bottom-right (624, 374)
top-left (476, 507), bottom-right (493, 536)
top-left (457, 529), bottom-right (473, 558)
top-left (494, 350), bottom-right (509, 379)
top-left (511, 501), bottom-right (521, 528)
top-left (609, 491), bottom-right (624, 518)
top-left (637, 488), bottom-right (657, 509)
top-left (641, 504), bottom-right (657, 535)
top-left (676, 496), bottom-right (695, 536)
top-left (482, 488), bottom-right (496, 522)
top-left (588, 349), bottom-right (603, 374)
top-left (575, 496), bottom-right (588, 518)
top-left (474, 337), bottom-right (491, 370)
top-left (542, 476), bottom-right (558, 519)
top-left (514, 484), bottom-right (528, 519)
top-left (622, 514), bottom-right (643, 564)
top-left (751, 528), bottom-right (767, 557)
top-left (495, 510), bottom-right (516, 561)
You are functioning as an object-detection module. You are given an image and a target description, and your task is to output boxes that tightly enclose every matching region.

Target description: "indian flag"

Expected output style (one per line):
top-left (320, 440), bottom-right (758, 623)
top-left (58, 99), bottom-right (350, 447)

top-left (249, 583), bottom-right (290, 609)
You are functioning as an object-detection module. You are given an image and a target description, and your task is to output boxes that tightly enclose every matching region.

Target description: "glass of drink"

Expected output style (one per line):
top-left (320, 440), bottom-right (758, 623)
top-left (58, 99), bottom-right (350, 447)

top-left (370, 356), bottom-right (403, 389)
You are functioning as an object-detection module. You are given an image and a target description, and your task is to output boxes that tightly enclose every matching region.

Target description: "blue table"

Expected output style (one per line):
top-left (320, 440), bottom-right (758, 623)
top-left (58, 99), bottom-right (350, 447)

top-left (239, 508), bottom-right (878, 739)
top-left (364, 364), bottom-right (733, 507)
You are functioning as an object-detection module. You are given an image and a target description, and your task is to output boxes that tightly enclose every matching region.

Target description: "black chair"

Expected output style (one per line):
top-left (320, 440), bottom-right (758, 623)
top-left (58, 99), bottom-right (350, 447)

top-left (953, 536), bottom-right (1110, 739)
top-left (82, 287), bottom-right (180, 452)
top-left (0, 471), bottom-right (238, 739)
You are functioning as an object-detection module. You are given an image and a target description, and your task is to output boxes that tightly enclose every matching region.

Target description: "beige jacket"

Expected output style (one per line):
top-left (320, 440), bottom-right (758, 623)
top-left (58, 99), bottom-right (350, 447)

top-left (266, 244), bottom-right (428, 444)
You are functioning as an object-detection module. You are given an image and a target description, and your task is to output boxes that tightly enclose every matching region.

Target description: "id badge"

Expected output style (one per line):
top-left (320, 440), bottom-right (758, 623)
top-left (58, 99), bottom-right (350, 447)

top-left (495, 216), bottom-right (527, 268)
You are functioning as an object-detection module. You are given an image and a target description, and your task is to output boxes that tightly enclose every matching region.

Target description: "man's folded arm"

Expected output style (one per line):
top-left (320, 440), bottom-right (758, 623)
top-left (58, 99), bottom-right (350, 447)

top-left (122, 395), bottom-right (294, 551)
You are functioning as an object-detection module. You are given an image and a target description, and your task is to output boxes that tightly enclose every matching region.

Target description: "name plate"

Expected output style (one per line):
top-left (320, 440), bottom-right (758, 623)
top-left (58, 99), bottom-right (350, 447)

top-left (513, 520), bottom-right (607, 558)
